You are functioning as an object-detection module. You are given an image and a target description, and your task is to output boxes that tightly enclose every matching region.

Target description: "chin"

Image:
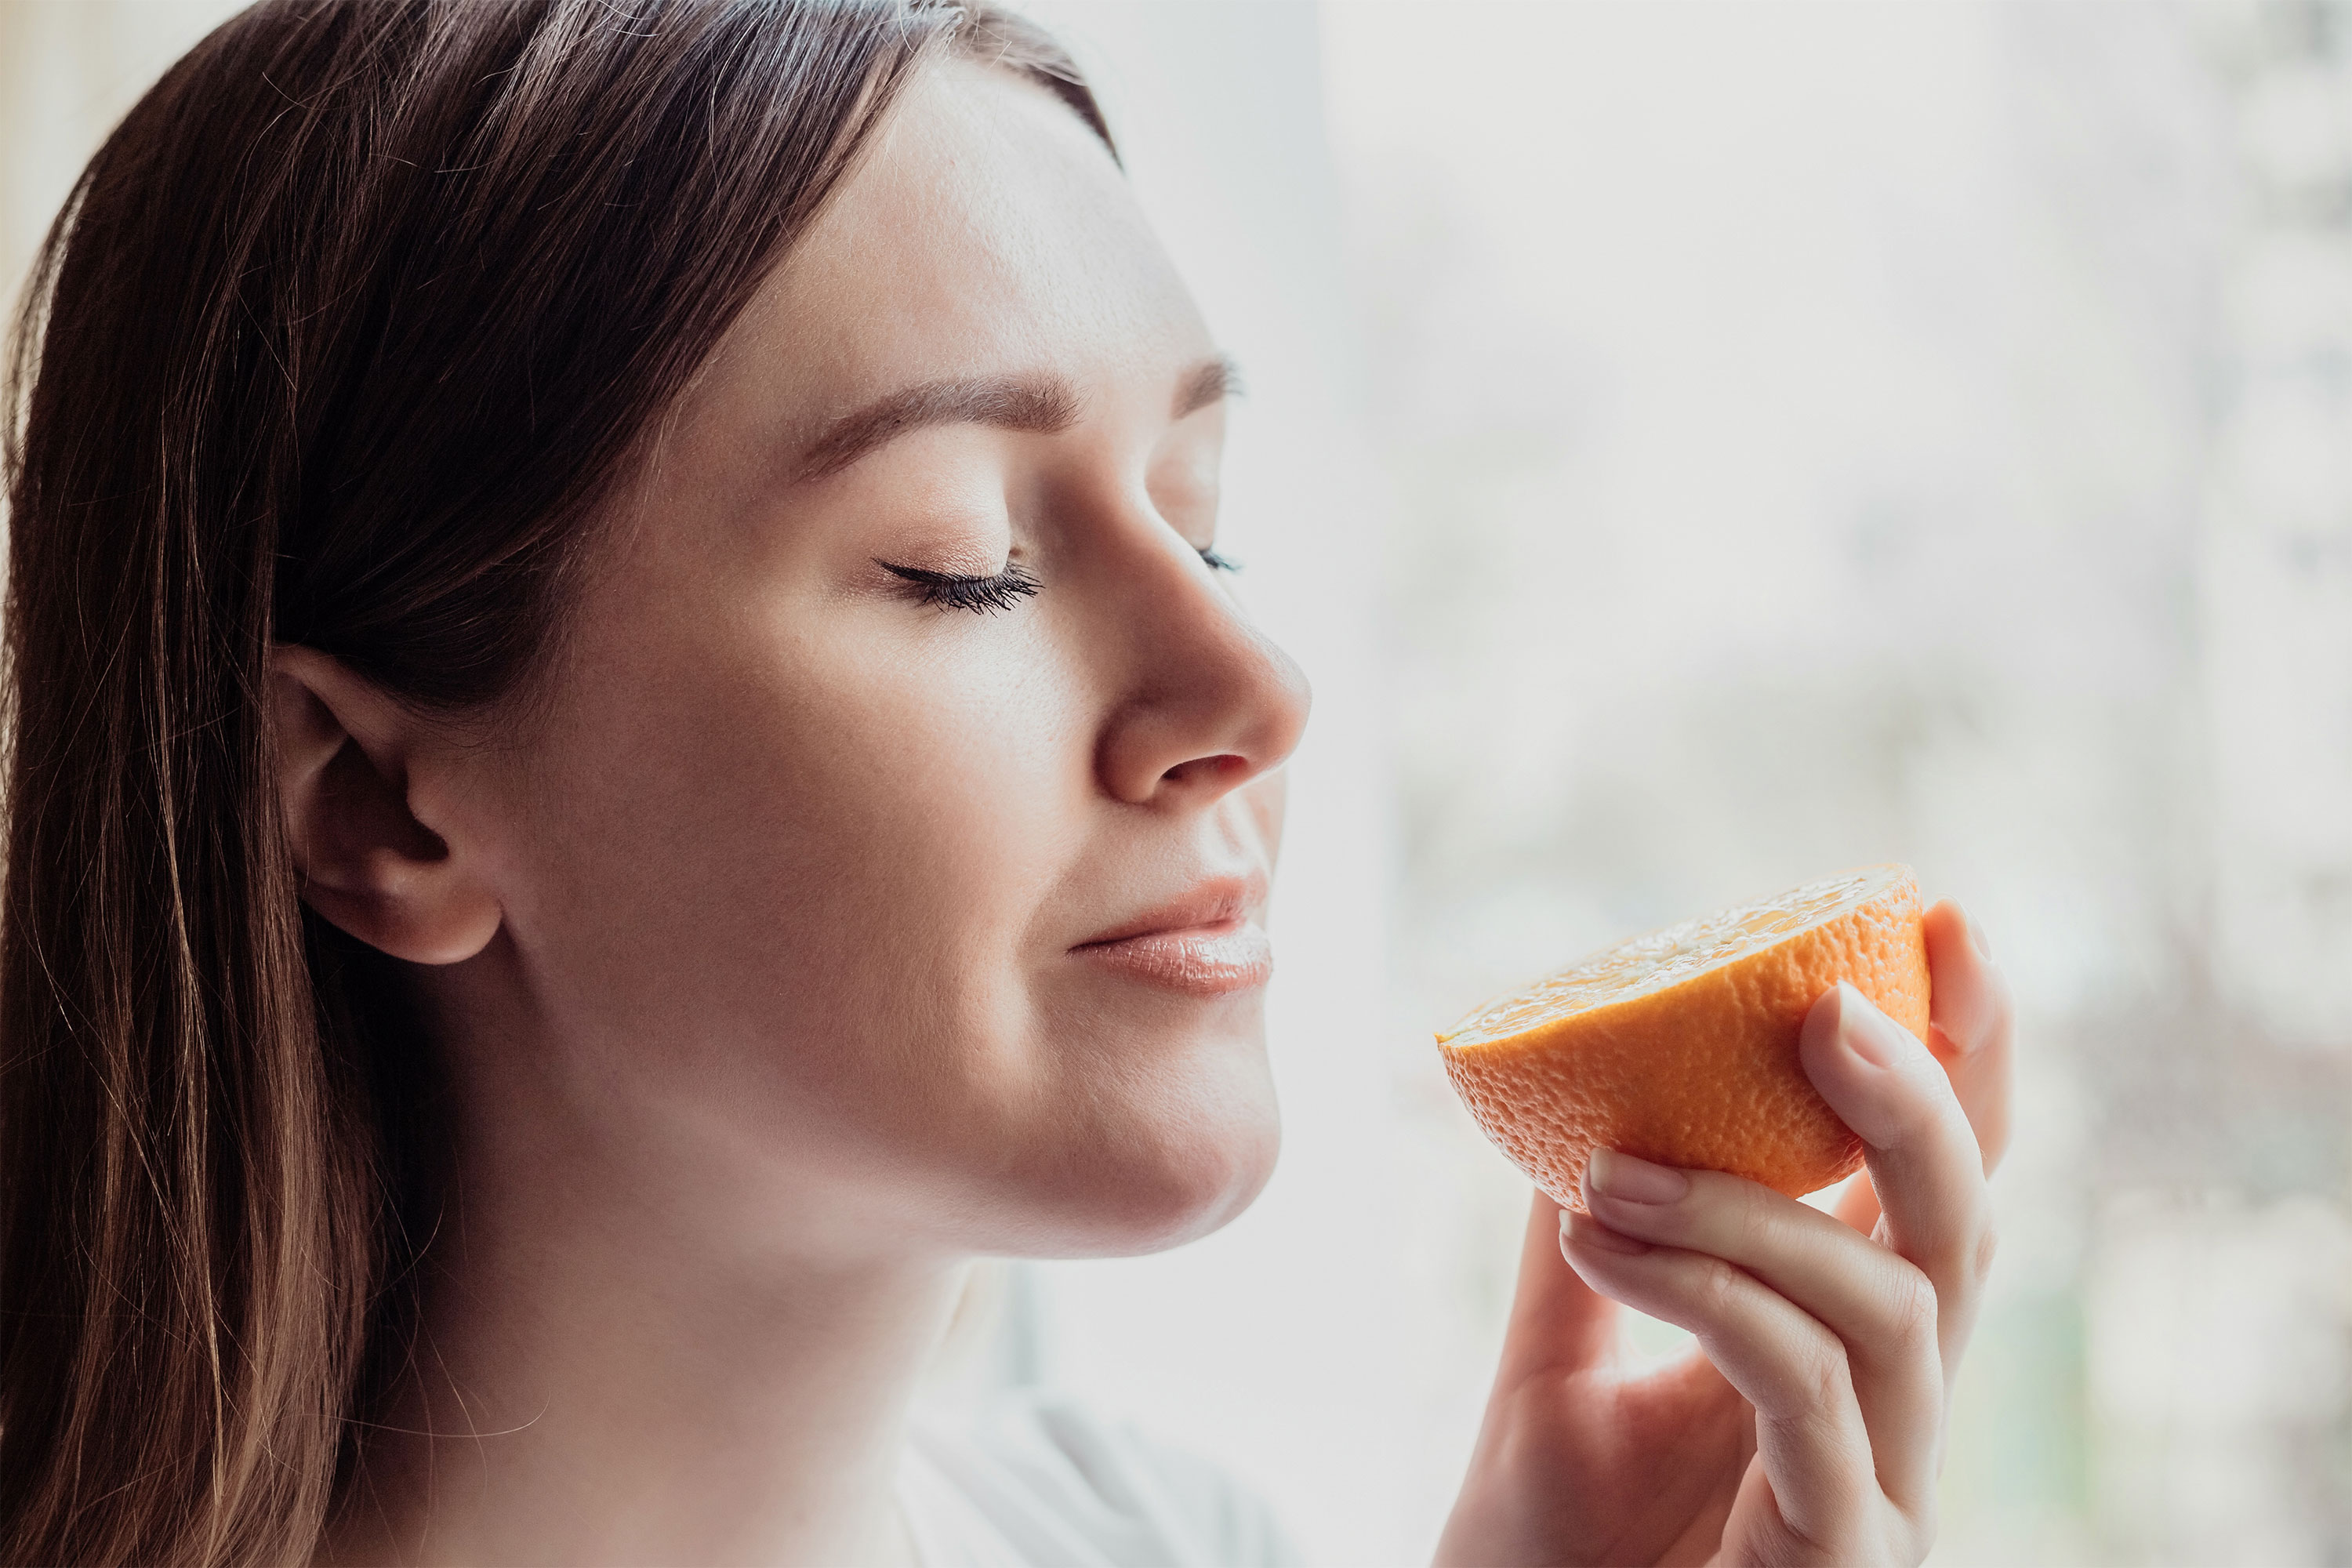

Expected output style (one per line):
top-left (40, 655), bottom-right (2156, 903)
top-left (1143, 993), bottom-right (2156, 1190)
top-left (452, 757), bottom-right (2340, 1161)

top-left (993, 1069), bottom-right (1283, 1259)
top-left (1101, 1108), bottom-right (1282, 1255)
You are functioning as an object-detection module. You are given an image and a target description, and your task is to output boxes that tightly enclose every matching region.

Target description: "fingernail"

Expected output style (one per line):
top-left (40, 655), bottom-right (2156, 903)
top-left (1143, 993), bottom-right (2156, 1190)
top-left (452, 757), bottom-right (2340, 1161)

top-left (1838, 981), bottom-right (1897, 1069)
top-left (1965, 906), bottom-right (1994, 960)
top-left (1562, 1209), bottom-right (1651, 1257)
top-left (1585, 1148), bottom-right (1689, 1205)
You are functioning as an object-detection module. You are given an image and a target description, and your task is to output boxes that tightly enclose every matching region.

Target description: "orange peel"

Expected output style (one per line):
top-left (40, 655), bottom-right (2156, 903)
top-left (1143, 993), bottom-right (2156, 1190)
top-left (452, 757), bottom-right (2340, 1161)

top-left (1437, 864), bottom-right (1931, 1210)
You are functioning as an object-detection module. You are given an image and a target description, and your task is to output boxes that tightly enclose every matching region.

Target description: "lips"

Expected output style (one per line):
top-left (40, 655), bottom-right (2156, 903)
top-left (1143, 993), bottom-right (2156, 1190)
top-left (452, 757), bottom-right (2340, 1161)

top-left (1073, 875), bottom-right (1273, 996)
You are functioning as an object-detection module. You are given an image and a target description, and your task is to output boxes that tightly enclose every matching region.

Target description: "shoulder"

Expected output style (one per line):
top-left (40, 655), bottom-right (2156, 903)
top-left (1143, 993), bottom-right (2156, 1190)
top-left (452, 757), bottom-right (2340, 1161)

top-left (903, 1390), bottom-right (1302, 1567)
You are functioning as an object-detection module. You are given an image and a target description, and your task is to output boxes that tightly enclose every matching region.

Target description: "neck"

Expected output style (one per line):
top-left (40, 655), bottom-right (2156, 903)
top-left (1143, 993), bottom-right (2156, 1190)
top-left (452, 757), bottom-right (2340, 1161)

top-left (325, 974), bottom-right (965, 1566)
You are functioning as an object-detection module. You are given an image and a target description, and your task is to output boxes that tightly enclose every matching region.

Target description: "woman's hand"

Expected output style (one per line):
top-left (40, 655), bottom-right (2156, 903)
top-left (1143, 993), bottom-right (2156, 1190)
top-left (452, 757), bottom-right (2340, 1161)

top-left (1436, 898), bottom-right (2013, 1566)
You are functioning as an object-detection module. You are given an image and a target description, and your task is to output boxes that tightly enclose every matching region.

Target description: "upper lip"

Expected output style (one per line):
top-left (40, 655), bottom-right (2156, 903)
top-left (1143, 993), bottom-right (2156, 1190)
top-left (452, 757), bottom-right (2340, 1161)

top-left (1073, 873), bottom-right (1268, 949)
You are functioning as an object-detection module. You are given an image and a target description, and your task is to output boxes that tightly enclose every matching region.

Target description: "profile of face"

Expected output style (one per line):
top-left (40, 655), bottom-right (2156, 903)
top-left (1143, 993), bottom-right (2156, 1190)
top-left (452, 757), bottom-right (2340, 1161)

top-left (285, 58), bottom-right (1310, 1270)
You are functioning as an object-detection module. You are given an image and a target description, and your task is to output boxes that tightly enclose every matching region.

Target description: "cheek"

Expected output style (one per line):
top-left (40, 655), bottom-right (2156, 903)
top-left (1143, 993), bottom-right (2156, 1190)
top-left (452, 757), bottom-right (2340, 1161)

top-left (500, 603), bottom-right (1087, 1132)
top-left (473, 584), bottom-right (1281, 1255)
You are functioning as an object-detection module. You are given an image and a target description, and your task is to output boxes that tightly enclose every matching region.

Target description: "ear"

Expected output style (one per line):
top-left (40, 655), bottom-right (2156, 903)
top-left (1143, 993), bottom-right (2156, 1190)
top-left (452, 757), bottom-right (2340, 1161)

top-left (267, 644), bottom-right (504, 965)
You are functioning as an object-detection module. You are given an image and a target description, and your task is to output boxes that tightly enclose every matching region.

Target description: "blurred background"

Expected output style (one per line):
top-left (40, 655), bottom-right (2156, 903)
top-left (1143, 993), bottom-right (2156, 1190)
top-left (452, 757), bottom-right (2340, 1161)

top-left (5, 1), bottom-right (2348, 1563)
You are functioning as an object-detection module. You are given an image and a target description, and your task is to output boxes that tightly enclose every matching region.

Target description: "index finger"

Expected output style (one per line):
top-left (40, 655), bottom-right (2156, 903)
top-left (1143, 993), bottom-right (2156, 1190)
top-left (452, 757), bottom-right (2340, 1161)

top-left (1802, 982), bottom-right (1998, 1379)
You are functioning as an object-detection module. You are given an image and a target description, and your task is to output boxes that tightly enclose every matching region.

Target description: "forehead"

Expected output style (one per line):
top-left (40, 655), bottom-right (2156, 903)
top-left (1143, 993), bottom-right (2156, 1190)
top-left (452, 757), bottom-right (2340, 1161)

top-left (713, 60), bottom-right (1208, 417)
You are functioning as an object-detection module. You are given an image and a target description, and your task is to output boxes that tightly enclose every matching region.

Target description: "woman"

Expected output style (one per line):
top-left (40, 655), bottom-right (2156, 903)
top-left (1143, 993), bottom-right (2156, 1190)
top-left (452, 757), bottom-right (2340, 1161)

top-left (0, 1), bottom-right (2013, 1562)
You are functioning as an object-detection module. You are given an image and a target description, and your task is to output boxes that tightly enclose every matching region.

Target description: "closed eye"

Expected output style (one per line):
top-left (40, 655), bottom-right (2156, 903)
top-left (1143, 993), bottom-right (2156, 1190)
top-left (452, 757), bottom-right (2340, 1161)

top-left (878, 546), bottom-right (1229, 614)
top-left (877, 559), bottom-right (1041, 615)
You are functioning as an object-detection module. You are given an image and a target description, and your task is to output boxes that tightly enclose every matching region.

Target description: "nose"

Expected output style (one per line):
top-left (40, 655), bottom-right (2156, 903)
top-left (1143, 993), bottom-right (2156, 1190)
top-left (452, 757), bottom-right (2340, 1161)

top-left (1091, 521), bottom-right (1311, 811)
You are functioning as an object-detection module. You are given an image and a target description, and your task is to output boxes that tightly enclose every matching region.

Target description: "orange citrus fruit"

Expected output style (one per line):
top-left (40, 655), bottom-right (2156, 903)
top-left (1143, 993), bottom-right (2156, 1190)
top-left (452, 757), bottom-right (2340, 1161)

top-left (1436, 864), bottom-right (1931, 1210)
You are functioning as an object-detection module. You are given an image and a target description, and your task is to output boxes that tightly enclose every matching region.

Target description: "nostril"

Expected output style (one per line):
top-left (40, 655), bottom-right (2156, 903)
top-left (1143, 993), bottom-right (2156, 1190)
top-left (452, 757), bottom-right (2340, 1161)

top-left (1162, 753), bottom-right (1247, 789)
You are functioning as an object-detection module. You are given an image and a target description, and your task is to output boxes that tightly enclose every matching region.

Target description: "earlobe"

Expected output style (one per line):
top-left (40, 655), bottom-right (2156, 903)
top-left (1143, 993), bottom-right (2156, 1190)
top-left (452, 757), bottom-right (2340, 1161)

top-left (267, 647), bottom-right (503, 965)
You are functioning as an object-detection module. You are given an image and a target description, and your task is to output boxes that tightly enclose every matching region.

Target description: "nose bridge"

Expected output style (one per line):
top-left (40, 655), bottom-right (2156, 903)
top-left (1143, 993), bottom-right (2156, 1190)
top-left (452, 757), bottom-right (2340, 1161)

top-left (1087, 488), bottom-right (1310, 808)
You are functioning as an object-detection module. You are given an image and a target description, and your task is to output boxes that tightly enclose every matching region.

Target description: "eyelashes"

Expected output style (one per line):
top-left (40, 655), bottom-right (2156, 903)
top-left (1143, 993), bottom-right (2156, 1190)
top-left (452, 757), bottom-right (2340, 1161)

top-left (877, 559), bottom-right (1042, 615)
top-left (879, 546), bottom-right (1238, 615)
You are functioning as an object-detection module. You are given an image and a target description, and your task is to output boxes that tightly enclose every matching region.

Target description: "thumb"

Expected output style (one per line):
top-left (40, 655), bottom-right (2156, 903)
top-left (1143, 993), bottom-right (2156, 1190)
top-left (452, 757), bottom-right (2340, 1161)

top-left (1497, 1188), bottom-right (1622, 1380)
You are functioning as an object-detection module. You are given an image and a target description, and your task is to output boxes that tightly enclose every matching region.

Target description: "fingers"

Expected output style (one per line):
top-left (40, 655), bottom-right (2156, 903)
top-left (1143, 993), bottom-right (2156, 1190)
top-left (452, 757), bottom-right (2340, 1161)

top-left (1922, 898), bottom-right (2015, 1174)
top-left (1802, 981), bottom-right (1998, 1379)
top-left (1497, 1189), bottom-right (1622, 1383)
top-left (1559, 1208), bottom-right (1878, 1548)
top-left (1827, 897), bottom-right (2017, 1240)
top-left (1576, 1152), bottom-right (1944, 1509)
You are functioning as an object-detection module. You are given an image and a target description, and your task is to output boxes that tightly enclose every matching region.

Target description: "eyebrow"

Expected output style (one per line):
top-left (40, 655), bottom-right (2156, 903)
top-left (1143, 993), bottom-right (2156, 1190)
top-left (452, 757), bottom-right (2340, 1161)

top-left (793, 354), bottom-right (1240, 483)
top-left (1173, 354), bottom-right (1243, 419)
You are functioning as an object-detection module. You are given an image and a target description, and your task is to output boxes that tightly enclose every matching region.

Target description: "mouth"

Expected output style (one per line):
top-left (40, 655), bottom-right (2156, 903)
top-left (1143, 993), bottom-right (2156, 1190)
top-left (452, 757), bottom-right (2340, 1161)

top-left (1072, 875), bottom-right (1273, 996)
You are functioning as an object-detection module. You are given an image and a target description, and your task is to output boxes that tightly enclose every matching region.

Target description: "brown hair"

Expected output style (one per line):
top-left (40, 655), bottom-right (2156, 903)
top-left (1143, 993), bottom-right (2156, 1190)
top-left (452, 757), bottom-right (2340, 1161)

top-left (0, 2), bottom-right (1110, 1560)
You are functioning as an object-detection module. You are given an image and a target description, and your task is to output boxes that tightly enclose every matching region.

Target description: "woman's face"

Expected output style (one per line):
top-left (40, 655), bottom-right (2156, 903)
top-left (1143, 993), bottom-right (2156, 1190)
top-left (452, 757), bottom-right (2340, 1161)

top-left (430, 60), bottom-right (1308, 1261)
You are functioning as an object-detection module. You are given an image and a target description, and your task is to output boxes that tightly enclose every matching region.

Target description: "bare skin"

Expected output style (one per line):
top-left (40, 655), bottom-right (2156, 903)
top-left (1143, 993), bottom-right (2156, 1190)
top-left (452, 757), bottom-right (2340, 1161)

top-left (1438, 902), bottom-right (2013, 1566)
top-left (274, 53), bottom-right (2013, 1568)
top-left (288, 62), bottom-right (1303, 1566)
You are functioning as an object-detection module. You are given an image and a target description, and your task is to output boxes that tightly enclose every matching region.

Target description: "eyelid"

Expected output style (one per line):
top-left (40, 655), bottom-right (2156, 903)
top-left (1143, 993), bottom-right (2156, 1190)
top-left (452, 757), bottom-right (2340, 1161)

top-left (875, 557), bottom-right (1041, 615)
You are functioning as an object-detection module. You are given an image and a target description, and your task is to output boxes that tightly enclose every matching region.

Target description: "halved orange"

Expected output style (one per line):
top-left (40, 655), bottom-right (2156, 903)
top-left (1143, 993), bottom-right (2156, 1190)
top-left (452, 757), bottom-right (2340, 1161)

top-left (1436, 864), bottom-right (1931, 1210)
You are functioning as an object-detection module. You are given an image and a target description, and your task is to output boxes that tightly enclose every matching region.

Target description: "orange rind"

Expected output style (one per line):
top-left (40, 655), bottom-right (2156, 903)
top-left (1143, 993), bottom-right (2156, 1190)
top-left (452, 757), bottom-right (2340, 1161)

top-left (1437, 864), bottom-right (1931, 1211)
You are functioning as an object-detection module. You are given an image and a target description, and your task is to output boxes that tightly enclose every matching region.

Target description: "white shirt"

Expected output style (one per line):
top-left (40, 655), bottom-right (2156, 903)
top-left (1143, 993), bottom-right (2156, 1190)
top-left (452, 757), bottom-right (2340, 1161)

top-left (899, 1393), bottom-right (1301, 1567)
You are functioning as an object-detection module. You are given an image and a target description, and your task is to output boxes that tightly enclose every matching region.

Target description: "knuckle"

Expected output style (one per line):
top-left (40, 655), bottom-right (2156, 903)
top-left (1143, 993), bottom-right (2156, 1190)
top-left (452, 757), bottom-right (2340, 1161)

top-left (1795, 1327), bottom-right (1854, 1411)
top-left (1697, 1255), bottom-right (1748, 1316)
top-left (1871, 1079), bottom-right (1951, 1156)
top-left (1969, 1221), bottom-right (2001, 1287)
top-left (1885, 1265), bottom-right (1940, 1351)
top-left (1725, 1174), bottom-right (1779, 1241)
top-left (1929, 1205), bottom-right (1999, 1296)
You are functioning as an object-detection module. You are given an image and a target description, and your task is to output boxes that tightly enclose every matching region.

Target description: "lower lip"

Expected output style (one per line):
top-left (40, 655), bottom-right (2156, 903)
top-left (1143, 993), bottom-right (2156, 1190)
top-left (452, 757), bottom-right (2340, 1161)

top-left (1074, 922), bottom-right (1273, 996)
